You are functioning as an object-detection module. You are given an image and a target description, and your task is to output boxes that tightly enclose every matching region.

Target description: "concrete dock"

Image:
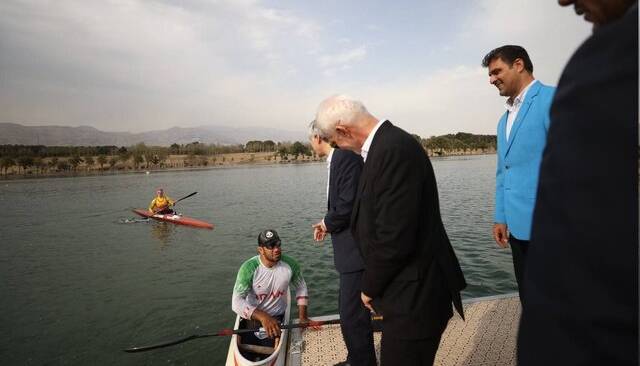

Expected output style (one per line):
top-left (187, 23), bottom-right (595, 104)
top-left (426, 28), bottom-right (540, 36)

top-left (286, 293), bottom-right (520, 366)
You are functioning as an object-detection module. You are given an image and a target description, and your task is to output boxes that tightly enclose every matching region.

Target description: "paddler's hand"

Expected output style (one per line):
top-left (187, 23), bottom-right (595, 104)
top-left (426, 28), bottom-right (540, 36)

top-left (253, 311), bottom-right (281, 338)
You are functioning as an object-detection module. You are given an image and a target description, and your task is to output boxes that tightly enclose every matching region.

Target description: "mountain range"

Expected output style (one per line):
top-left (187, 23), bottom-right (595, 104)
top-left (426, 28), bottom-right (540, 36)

top-left (0, 123), bottom-right (306, 146)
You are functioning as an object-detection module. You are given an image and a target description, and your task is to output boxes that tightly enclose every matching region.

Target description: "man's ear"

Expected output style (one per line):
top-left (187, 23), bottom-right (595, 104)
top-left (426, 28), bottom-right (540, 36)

top-left (257, 247), bottom-right (263, 255)
top-left (513, 58), bottom-right (525, 72)
top-left (335, 124), bottom-right (350, 138)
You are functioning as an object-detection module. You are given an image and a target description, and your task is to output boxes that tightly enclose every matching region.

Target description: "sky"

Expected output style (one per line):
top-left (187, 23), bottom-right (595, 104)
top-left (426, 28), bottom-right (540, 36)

top-left (0, 0), bottom-right (592, 137)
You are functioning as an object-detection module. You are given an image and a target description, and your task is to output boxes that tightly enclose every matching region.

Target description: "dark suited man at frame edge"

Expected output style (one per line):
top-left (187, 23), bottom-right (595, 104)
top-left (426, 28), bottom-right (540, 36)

top-left (313, 95), bottom-right (466, 366)
top-left (518, 1), bottom-right (638, 365)
top-left (481, 45), bottom-right (555, 304)
top-left (308, 121), bottom-right (377, 366)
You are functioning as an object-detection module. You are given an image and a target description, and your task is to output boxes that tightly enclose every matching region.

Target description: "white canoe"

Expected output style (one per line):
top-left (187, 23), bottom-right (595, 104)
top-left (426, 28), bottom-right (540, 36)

top-left (225, 291), bottom-right (291, 366)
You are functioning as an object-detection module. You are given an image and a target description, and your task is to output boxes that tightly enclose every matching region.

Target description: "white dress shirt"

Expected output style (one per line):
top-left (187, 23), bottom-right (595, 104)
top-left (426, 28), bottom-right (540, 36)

top-left (505, 80), bottom-right (537, 140)
top-left (360, 119), bottom-right (385, 162)
top-left (326, 148), bottom-right (334, 199)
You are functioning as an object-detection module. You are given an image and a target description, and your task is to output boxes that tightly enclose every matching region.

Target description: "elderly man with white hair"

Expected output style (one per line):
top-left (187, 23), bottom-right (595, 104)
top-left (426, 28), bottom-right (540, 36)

top-left (313, 95), bottom-right (467, 366)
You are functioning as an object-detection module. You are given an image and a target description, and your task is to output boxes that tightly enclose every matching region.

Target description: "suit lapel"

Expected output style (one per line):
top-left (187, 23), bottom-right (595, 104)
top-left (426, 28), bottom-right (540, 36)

top-left (505, 82), bottom-right (541, 156)
top-left (352, 120), bottom-right (391, 224)
top-left (497, 113), bottom-right (508, 159)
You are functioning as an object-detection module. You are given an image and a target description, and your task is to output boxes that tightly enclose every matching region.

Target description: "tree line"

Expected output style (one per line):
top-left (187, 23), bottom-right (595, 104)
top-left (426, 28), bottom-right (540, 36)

top-left (0, 140), bottom-right (314, 175)
top-left (415, 132), bottom-right (497, 153)
top-left (0, 132), bottom-right (495, 176)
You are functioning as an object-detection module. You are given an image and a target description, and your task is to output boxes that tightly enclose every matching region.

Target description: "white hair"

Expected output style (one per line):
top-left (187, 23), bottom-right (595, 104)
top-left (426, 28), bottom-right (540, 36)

top-left (307, 120), bottom-right (322, 140)
top-left (314, 95), bottom-right (369, 138)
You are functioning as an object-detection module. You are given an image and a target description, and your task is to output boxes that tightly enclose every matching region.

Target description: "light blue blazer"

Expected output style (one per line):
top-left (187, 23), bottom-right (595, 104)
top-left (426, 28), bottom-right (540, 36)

top-left (495, 81), bottom-right (555, 241)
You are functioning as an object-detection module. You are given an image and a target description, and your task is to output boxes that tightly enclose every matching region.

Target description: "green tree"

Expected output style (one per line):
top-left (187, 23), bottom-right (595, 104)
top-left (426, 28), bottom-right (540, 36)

top-left (17, 156), bottom-right (34, 174)
top-left (57, 159), bottom-right (70, 171)
top-left (108, 156), bottom-right (118, 170)
top-left (290, 141), bottom-right (310, 159)
top-left (0, 157), bottom-right (15, 175)
top-left (132, 153), bottom-right (144, 169)
top-left (84, 156), bottom-right (95, 170)
top-left (48, 157), bottom-right (58, 171)
top-left (97, 155), bottom-right (107, 170)
top-left (278, 147), bottom-right (288, 160)
top-left (69, 155), bottom-right (83, 171)
top-left (33, 157), bottom-right (46, 174)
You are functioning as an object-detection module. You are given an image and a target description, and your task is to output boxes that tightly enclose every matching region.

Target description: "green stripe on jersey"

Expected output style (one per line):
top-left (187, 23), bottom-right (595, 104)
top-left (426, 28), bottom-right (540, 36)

top-left (233, 256), bottom-right (260, 294)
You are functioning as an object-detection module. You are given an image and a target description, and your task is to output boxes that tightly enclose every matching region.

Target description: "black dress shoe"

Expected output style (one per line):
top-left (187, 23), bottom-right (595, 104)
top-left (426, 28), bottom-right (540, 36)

top-left (333, 361), bottom-right (351, 366)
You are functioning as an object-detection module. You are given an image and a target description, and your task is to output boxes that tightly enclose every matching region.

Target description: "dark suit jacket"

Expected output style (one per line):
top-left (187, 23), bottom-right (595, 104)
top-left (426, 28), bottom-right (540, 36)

top-left (518, 5), bottom-right (638, 365)
top-left (351, 121), bottom-right (466, 339)
top-left (323, 148), bottom-right (365, 274)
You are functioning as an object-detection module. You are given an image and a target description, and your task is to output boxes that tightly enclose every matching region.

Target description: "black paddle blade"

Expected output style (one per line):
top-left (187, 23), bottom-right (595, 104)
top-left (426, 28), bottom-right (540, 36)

top-left (171, 192), bottom-right (198, 207)
top-left (123, 334), bottom-right (200, 353)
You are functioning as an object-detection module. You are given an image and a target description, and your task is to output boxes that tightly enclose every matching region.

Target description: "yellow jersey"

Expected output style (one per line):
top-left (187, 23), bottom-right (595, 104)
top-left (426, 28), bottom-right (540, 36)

top-left (149, 196), bottom-right (174, 212)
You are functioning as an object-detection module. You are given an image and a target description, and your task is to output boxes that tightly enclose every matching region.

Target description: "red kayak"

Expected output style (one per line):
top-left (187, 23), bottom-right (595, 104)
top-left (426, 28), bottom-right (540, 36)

top-left (132, 209), bottom-right (214, 230)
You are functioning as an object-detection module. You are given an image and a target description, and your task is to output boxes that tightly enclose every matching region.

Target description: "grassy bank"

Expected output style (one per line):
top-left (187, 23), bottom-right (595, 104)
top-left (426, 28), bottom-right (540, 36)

top-left (0, 148), bottom-right (496, 180)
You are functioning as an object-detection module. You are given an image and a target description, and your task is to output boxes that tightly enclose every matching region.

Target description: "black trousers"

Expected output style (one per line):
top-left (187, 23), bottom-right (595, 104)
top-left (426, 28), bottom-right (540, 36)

top-left (509, 235), bottom-right (529, 303)
top-left (381, 334), bottom-right (442, 366)
top-left (240, 314), bottom-right (285, 347)
top-left (339, 271), bottom-right (377, 366)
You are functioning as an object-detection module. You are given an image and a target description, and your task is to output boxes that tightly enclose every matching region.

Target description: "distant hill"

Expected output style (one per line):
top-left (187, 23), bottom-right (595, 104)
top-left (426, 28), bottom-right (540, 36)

top-left (0, 123), bottom-right (306, 146)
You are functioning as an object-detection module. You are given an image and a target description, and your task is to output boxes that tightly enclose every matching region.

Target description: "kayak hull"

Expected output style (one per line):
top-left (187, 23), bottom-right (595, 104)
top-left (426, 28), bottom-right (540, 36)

top-left (132, 209), bottom-right (214, 229)
top-left (225, 291), bottom-right (290, 366)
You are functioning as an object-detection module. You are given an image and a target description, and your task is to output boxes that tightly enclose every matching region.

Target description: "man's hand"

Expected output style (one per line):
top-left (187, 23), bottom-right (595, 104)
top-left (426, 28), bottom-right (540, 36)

top-left (493, 223), bottom-right (509, 248)
top-left (361, 292), bottom-right (374, 313)
top-left (252, 310), bottom-right (281, 338)
top-left (298, 316), bottom-right (322, 331)
top-left (312, 220), bottom-right (327, 242)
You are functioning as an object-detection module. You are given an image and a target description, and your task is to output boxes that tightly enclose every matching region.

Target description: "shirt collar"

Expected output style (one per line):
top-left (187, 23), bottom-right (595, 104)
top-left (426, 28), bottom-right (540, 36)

top-left (326, 148), bottom-right (334, 165)
top-left (361, 119), bottom-right (385, 162)
top-left (505, 79), bottom-right (537, 112)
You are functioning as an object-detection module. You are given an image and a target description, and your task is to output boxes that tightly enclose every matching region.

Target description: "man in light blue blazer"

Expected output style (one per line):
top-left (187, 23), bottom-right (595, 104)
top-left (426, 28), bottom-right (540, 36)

top-left (482, 45), bottom-right (555, 303)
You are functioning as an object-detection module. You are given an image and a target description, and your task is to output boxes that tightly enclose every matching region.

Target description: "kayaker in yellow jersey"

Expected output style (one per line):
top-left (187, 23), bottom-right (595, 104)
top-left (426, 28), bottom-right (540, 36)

top-left (148, 188), bottom-right (175, 214)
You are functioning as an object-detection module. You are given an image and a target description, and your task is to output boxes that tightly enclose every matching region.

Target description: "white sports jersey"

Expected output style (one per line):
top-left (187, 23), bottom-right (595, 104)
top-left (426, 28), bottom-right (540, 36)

top-left (231, 255), bottom-right (308, 319)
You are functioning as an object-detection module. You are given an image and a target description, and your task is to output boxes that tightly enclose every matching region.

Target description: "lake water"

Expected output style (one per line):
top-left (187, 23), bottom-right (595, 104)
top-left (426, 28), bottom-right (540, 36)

top-left (0, 154), bottom-right (515, 365)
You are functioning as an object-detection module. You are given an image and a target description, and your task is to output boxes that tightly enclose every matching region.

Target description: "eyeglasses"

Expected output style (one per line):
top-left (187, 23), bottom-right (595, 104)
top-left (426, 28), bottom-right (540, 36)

top-left (262, 241), bottom-right (281, 249)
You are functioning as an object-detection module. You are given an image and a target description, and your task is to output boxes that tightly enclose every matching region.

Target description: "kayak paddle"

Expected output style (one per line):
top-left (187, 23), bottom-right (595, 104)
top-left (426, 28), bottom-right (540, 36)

top-left (152, 191), bottom-right (197, 214)
top-left (123, 317), bottom-right (382, 353)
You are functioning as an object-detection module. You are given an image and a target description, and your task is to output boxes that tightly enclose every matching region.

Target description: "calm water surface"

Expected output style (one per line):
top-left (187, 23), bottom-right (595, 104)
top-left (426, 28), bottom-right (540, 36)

top-left (0, 154), bottom-right (515, 365)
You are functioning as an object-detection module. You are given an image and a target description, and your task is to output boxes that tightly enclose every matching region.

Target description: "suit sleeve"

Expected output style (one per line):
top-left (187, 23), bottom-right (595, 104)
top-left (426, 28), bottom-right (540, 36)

top-left (324, 153), bottom-right (362, 233)
top-left (361, 145), bottom-right (423, 298)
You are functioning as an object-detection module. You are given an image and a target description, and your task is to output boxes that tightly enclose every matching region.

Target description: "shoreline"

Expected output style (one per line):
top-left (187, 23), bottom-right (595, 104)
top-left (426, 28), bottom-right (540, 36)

top-left (0, 150), bottom-right (495, 181)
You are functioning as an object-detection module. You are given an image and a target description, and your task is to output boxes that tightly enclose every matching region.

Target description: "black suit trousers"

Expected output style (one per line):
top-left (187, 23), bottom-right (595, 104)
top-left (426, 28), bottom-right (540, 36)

top-left (339, 270), bottom-right (376, 366)
top-left (381, 332), bottom-right (443, 366)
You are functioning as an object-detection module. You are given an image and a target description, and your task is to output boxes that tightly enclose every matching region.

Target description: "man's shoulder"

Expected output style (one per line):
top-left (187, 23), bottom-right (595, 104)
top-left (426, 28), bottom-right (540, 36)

top-left (238, 255), bottom-right (260, 272)
top-left (280, 255), bottom-right (301, 272)
top-left (533, 81), bottom-right (556, 99)
top-left (375, 122), bottom-right (424, 156)
top-left (333, 148), bottom-right (363, 165)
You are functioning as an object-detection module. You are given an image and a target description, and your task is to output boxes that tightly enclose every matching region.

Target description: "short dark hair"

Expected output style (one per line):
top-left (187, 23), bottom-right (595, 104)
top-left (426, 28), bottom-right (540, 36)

top-left (482, 45), bottom-right (533, 73)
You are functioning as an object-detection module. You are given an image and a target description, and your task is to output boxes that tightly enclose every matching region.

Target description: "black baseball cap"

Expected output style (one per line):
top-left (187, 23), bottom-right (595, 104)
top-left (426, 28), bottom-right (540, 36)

top-left (258, 229), bottom-right (281, 248)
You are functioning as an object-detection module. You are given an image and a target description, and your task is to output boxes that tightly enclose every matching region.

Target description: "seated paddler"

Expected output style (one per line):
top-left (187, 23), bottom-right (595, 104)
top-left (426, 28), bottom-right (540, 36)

top-left (148, 188), bottom-right (175, 214)
top-left (231, 229), bottom-right (311, 345)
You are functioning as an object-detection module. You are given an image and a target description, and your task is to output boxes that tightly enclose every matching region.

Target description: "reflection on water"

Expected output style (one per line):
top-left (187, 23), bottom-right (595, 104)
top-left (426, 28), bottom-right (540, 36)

top-left (150, 222), bottom-right (176, 247)
top-left (0, 155), bottom-right (513, 365)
